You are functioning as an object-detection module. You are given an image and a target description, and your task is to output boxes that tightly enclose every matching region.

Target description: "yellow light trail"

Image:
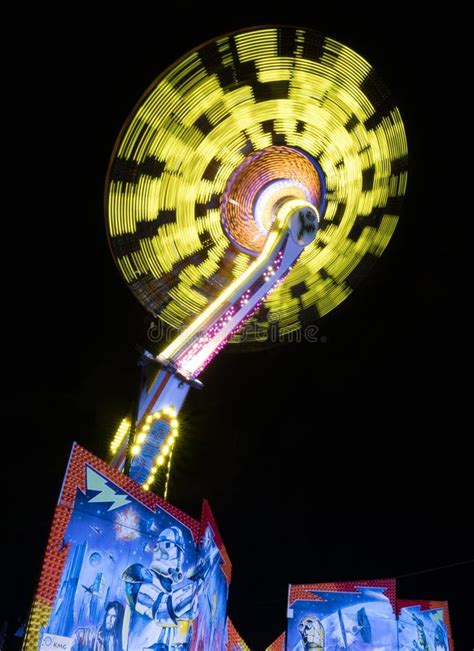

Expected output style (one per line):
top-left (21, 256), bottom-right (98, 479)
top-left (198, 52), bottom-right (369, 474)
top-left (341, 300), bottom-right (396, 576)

top-left (106, 26), bottom-right (407, 342)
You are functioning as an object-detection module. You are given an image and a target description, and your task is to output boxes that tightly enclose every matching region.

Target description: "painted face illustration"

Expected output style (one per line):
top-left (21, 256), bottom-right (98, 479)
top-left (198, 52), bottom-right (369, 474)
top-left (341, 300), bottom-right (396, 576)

top-left (150, 526), bottom-right (185, 581)
top-left (105, 607), bottom-right (117, 631)
top-left (298, 616), bottom-right (324, 647)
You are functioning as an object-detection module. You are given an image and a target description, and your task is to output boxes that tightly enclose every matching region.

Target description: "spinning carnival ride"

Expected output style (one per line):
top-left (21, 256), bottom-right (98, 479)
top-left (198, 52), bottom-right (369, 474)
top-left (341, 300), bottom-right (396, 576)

top-left (105, 25), bottom-right (408, 489)
top-left (24, 26), bottom-right (456, 651)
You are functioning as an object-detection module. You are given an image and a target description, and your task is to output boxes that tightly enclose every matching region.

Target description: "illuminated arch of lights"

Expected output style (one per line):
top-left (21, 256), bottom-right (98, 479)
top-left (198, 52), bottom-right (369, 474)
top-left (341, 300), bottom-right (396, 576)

top-left (129, 407), bottom-right (179, 491)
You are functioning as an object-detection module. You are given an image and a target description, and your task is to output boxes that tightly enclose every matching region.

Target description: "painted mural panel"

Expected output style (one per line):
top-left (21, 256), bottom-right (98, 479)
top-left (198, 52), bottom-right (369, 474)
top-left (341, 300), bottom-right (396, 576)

top-left (287, 581), bottom-right (398, 651)
top-left (24, 444), bottom-right (229, 651)
top-left (398, 604), bottom-right (450, 651)
top-left (192, 502), bottom-right (230, 650)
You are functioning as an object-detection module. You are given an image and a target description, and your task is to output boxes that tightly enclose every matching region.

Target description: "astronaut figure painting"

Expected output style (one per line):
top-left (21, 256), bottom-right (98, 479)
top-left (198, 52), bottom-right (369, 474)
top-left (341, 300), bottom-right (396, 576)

top-left (30, 445), bottom-right (229, 651)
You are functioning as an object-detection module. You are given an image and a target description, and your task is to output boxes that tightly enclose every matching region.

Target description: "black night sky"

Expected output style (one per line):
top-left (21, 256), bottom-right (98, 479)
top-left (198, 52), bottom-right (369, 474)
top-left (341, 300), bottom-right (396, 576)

top-left (5, 8), bottom-right (472, 650)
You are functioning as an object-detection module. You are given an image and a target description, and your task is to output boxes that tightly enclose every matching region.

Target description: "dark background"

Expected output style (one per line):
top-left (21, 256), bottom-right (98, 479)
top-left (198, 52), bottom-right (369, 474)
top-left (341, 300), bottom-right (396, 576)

top-left (5, 8), bottom-right (471, 650)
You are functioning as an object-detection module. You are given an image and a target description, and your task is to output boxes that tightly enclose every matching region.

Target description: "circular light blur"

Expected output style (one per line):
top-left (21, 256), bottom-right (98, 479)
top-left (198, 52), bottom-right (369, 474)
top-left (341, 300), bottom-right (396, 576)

top-left (106, 26), bottom-right (407, 341)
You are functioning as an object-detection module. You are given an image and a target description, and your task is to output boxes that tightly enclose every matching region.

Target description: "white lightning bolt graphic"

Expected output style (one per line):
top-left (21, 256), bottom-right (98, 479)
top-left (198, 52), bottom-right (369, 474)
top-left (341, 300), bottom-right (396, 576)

top-left (86, 467), bottom-right (130, 511)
